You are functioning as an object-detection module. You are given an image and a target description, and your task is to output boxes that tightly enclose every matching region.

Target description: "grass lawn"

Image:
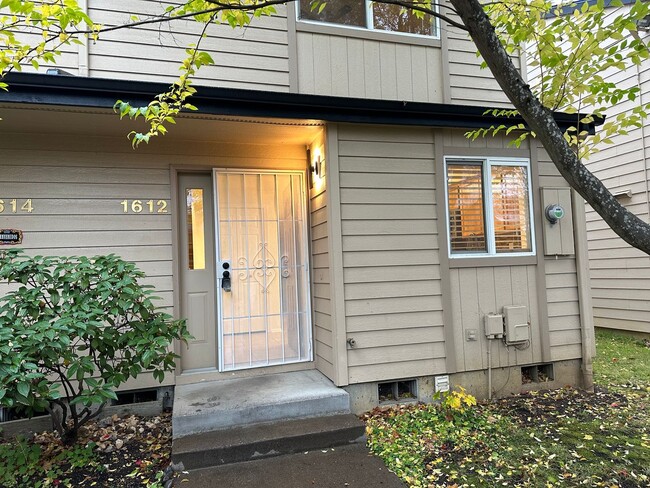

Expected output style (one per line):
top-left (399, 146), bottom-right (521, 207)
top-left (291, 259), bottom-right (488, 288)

top-left (365, 330), bottom-right (650, 487)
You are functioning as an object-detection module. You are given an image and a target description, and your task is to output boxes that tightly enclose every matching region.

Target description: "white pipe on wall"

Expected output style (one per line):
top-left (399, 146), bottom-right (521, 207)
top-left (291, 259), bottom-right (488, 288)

top-left (487, 339), bottom-right (493, 400)
top-left (572, 190), bottom-right (595, 392)
top-left (77, 0), bottom-right (89, 77)
top-left (635, 62), bottom-right (650, 223)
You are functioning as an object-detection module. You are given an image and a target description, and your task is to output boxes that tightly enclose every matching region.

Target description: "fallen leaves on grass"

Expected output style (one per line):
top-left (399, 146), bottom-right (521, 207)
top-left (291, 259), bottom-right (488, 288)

top-left (365, 330), bottom-right (650, 488)
top-left (366, 387), bottom-right (650, 487)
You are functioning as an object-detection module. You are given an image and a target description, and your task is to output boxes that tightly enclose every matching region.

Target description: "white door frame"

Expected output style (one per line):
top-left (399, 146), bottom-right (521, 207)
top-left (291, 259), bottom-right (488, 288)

top-left (213, 168), bottom-right (313, 371)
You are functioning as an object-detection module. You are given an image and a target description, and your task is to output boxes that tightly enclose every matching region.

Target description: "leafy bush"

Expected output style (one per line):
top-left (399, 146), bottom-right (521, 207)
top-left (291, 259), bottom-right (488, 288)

top-left (438, 386), bottom-right (478, 424)
top-left (0, 250), bottom-right (190, 442)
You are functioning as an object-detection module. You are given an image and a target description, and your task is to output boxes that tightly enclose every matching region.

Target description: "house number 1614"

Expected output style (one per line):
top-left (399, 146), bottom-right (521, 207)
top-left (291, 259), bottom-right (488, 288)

top-left (121, 200), bottom-right (169, 213)
top-left (0, 199), bottom-right (33, 213)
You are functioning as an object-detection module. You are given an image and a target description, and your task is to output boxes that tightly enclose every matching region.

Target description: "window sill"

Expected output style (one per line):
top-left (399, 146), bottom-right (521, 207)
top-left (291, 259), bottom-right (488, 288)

top-left (295, 20), bottom-right (442, 47)
top-left (448, 255), bottom-right (538, 268)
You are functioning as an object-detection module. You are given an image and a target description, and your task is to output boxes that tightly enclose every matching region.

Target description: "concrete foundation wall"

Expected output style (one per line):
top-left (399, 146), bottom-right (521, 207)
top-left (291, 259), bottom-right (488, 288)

top-left (344, 359), bottom-right (583, 415)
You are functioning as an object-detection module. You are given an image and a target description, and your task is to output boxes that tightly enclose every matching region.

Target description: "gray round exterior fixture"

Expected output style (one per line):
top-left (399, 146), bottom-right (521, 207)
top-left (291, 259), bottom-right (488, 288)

top-left (545, 204), bottom-right (565, 225)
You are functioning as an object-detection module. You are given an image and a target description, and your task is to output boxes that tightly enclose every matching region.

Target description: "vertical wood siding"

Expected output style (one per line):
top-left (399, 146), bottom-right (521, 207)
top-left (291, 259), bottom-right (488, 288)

top-left (295, 32), bottom-right (443, 102)
top-left (85, 0), bottom-right (290, 91)
top-left (538, 147), bottom-right (583, 360)
top-left (449, 265), bottom-right (541, 370)
top-left (336, 125), bottom-right (446, 384)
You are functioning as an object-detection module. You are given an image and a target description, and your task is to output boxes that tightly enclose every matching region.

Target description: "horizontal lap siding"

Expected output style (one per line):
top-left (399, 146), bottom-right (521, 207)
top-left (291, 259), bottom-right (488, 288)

top-left (0, 149), bottom-right (174, 310)
top-left (0, 129), bottom-right (309, 390)
top-left (0, 134), bottom-right (309, 317)
top-left (446, 24), bottom-right (515, 107)
top-left (13, 28), bottom-right (79, 74)
top-left (582, 60), bottom-right (650, 333)
top-left (310, 176), bottom-right (335, 380)
top-left (87, 0), bottom-right (290, 91)
top-left (336, 125), bottom-right (445, 384)
top-left (538, 147), bottom-right (583, 360)
top-left (296, 33), bottom-right (443, 102)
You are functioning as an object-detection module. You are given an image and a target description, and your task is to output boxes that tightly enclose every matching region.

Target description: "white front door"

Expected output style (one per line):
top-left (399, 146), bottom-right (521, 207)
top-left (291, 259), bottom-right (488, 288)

top-left (214, 170), bottom-right (313, 371)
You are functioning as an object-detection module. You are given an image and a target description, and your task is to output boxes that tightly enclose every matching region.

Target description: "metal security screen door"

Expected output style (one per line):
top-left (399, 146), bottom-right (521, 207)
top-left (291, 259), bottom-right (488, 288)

top-left (214, 170), bottom-right (313, 371)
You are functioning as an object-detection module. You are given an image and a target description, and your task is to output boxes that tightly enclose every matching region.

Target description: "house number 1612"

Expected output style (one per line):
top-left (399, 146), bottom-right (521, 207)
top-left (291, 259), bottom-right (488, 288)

top-left (121, 200), bottom-right (169, 213)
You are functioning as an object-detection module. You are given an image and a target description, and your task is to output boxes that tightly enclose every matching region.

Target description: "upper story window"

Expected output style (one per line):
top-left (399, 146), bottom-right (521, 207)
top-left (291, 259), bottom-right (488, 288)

top-left (445, 157), bottom-right (535, 258)
top-left (298, 0), bottom-right (439, 38)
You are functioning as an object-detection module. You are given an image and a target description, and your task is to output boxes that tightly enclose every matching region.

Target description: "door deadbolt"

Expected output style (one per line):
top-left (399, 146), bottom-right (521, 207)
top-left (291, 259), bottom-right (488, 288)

top-left (219, 260), bottom-right (232, 292)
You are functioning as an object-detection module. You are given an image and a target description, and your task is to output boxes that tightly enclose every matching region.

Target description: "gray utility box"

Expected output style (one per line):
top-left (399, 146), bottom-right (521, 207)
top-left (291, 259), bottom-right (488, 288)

top-left (503, 305), bottom-right (530, 343)
top-left (484, 314), bottom-right (504, 338)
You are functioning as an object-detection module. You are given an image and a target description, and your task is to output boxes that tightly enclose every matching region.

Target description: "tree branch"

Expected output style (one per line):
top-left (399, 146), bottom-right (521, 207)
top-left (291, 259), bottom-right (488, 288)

top-left (450, 0), bottom-right (650, 254)
top-left (68, 0), bottom-right (291, 36)
top-left (45, 399), bottom-right (68, 437)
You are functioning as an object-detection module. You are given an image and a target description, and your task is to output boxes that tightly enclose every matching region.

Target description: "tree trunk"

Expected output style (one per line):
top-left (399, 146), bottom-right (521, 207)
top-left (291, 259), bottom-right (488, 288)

top-left (449, 0), bottom-right (650, 255)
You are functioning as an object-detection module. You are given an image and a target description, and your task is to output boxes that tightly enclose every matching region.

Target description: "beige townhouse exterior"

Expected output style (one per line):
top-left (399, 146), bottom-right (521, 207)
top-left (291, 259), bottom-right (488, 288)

top-left (0, 0), bottom-right (595, 418)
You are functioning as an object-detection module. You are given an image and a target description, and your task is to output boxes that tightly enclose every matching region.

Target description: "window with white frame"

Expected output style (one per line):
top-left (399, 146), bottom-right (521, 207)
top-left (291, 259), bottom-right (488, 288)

top-left (445, 157), bottom-right (534, 257)
top-left (298, 0), bottom-right (439, 38)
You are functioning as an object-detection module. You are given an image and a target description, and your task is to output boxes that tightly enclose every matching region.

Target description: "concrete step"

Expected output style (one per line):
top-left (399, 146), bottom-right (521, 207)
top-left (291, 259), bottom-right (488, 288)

top-left (172, 413), bottom-right (366, 470)
top-left (172, 370), bottom-right (351, 439)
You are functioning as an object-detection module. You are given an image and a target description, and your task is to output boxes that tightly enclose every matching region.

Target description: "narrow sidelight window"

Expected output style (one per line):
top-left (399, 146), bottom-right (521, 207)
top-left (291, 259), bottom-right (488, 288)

top-left (186, 189), bottom-right (206, 270)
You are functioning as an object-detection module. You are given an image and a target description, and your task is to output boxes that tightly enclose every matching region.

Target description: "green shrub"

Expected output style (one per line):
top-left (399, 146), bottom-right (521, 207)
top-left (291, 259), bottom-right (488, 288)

top-left (0, 250), bottom-right (191, 442)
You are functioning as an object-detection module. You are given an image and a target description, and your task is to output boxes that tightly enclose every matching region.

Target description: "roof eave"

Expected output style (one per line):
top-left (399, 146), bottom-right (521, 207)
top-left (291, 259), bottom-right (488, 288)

top-left (0, 72), bottom-right (597, 133)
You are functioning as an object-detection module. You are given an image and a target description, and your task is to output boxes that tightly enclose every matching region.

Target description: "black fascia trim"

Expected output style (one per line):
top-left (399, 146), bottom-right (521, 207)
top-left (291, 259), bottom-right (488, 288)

top-left (1, 72), bottom-right (598, 133)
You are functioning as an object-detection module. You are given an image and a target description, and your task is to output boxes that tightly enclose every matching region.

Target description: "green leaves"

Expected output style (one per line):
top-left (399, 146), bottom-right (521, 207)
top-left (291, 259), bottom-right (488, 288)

top-left (16, 382), bottom-right (29, 398)
top-left (0, 250), bottom-right (191, 440)
top-left (113, 45), bottom-right (214, 147)
top-left (481, 0), bottom-right (650, 159)
top-left (0, 0), bottom-right (92, 86)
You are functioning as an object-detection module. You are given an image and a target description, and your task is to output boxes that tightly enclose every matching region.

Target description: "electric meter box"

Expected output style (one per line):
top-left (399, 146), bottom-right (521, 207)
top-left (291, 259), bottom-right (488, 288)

top-left (541, 187), bottom-right (575, 256)
top-left (503, 305), bottom-right (530, 343)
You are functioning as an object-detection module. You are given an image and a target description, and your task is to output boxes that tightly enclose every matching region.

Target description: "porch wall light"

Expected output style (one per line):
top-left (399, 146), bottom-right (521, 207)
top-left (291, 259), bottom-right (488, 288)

top-left (312, 154), bottom-right (324, 178)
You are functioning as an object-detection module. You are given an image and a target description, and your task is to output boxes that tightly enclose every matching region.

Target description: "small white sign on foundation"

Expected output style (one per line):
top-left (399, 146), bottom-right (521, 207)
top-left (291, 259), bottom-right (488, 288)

top-left (434, 375), bottom-right (450, 393)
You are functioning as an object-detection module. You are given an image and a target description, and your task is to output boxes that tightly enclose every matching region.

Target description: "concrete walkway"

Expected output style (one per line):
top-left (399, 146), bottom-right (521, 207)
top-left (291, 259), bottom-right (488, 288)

top-left (177, 443), bottom-right (405, 488)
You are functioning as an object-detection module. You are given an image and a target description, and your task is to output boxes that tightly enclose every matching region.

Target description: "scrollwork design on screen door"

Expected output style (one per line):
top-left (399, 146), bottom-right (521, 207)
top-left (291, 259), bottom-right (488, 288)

top-left (238, 243), bottom-right (292, 293)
